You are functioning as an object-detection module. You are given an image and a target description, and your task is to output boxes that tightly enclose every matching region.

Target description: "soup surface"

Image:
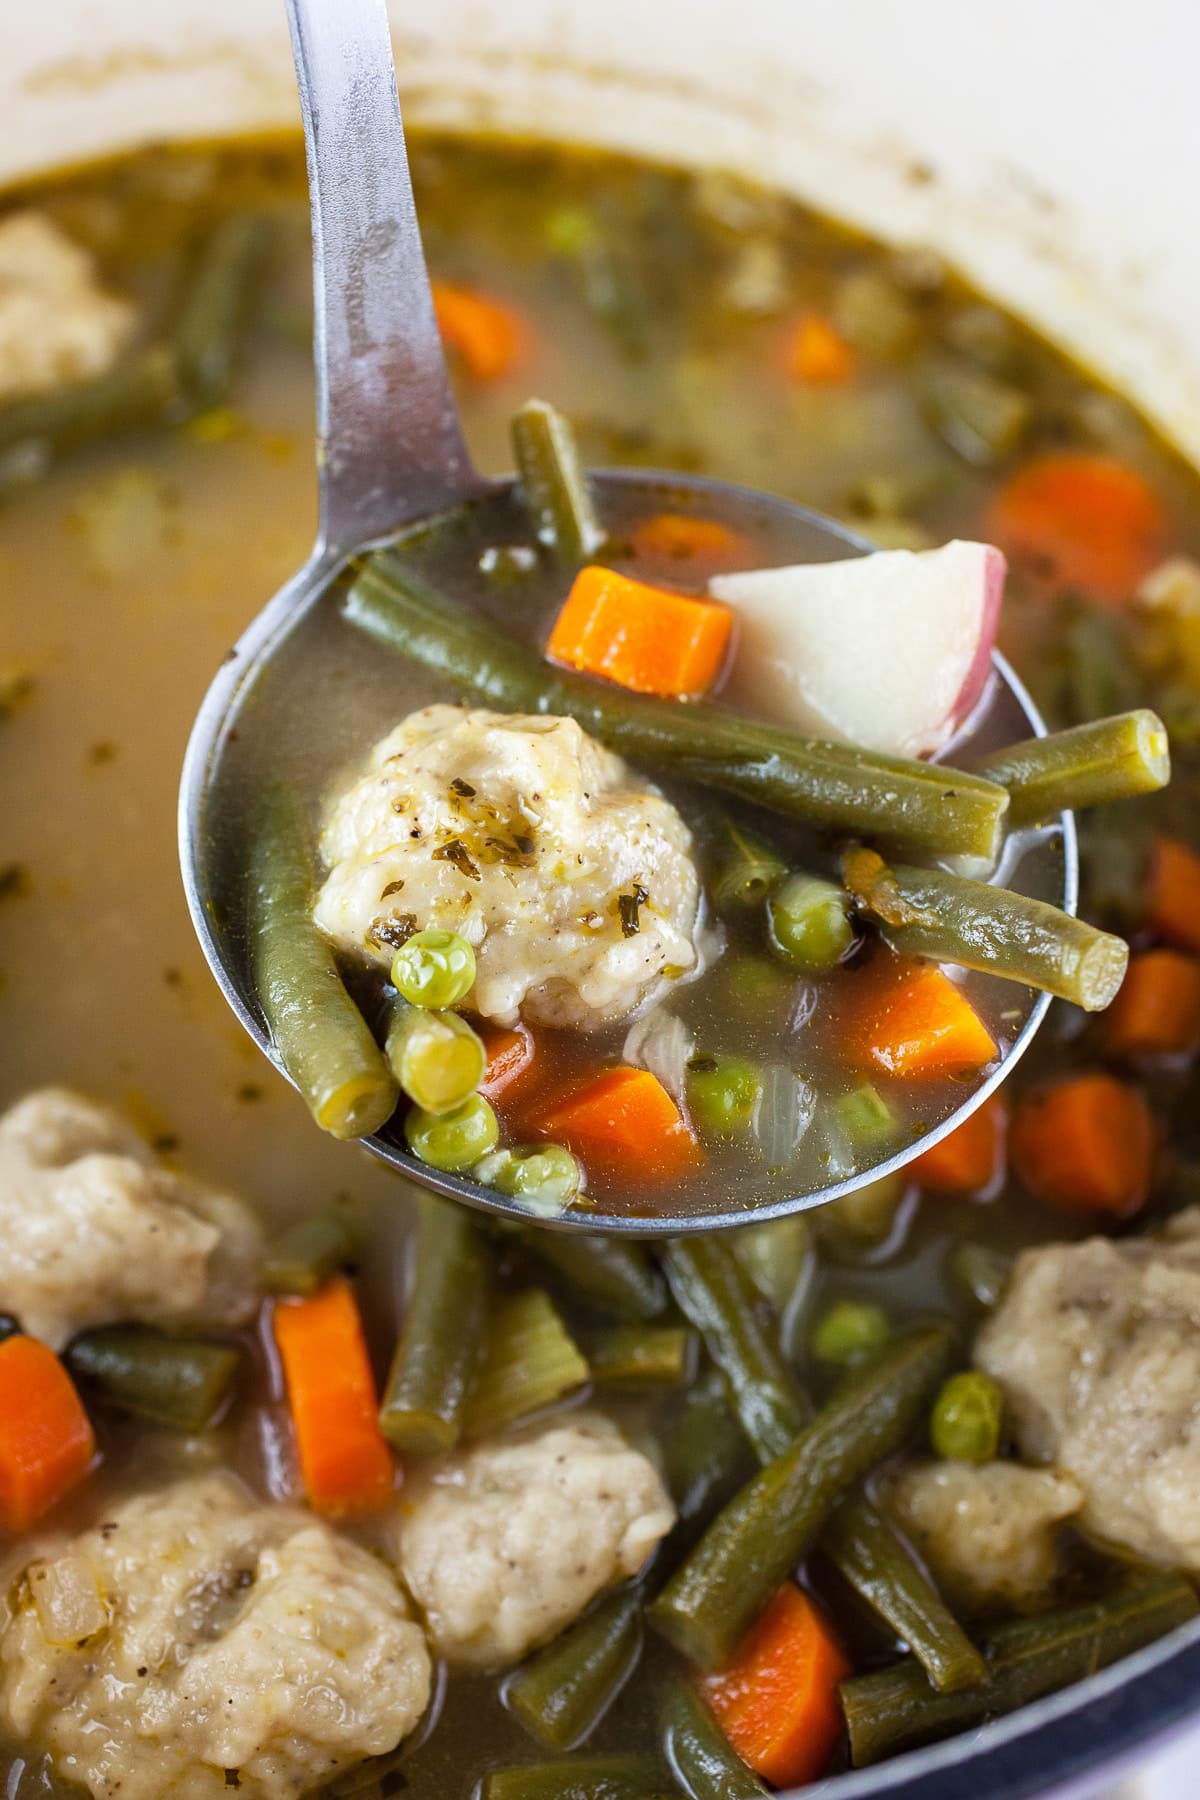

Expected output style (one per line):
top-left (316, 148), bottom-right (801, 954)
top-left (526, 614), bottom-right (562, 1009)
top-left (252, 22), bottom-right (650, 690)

top-left (1, 133), bottom-right (1199, 1798)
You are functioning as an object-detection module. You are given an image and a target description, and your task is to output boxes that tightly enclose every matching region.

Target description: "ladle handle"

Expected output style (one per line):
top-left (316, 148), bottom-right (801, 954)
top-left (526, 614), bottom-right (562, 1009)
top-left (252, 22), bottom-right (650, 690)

top-left (285, 0), bottom-right (487, 554)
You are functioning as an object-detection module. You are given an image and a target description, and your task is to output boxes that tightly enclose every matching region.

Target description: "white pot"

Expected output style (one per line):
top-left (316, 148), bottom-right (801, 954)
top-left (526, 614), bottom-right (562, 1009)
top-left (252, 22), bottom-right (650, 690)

top-left (3, 4), bottom-right (1198, 1795)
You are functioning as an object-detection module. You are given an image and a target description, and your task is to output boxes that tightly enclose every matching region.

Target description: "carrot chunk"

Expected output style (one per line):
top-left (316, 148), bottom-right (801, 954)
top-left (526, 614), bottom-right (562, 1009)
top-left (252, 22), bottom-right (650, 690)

top-left (0, 1336), bottom-right (95, 1534)
top-left (911, 1096), bottom-right (1007, 1195)
top-left (852, 962), bottom-right (998, 1079)
top-left (531, 1065), bottom-right (702, 1183)
top-left (1010, 1073), bottom-right (1155, 1217)
top-left (478, 1022), bottom-right (537, 1102)
top-left (703, 1584), bottom-right (850, 1788)
top-left (988, 452), bottom-right (1167, 604)
top-left (786, 312), bottom-right (858, 384)
top-left (1145, 834), bottom-right (1200, 953)
top-left (430, 280), bottom-right (523, 381)
top-left (547, 565), bottom-right (734, 699)
top-left (1103, 950), bottom-right (1200, 1060)
top-left (631, 513), bottom-right (750, 567)
top-left (273, 1279), bottom-right (395, 1517)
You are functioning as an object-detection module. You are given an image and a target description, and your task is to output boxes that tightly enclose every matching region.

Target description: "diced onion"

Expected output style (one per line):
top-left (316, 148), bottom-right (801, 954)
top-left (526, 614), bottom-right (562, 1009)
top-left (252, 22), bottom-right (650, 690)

top-left (27, 1554), bottom-right (108, 1647)
top-left (622, 1008), bottom-right (695, 1107)
top-left (752, 1064), bottom-right (815, 1169)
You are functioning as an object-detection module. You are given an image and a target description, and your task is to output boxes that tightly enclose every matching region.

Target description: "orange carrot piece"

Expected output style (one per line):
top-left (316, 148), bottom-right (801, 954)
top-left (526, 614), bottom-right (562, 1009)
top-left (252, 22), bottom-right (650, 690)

top-left (0, 1336), bottom-right (95, 1535)
top-left (631, 513), bottom-right (750, 567)
top-left (1145, 834), bottom-right (1200, 953)
top-left (987, 452), bottom-right (1167, 604)
top-left (786, 312), bottom-right (858, 385)
top-left (703, 1584), bottom-right (850, 1788)
top-left (1103, 950), bottom-right (1200, 1060)
top-left (1010, 1073), bottom-right (1155, 1217)
top-left (911, 1096), bottom-right (1007, 1195)
top-left (531, 1065), bottom-right (702, 1183)
top-left (431, 280), bottom-right (523, 381)
top-left (547, 565), bottom-right (734, 699)
top-left (478, 1022), bottom-right (537, 1102)
top-left (853, 963), bottom-right (998, 1080)
top-left (273, 1279), bottom-right (395, 1517)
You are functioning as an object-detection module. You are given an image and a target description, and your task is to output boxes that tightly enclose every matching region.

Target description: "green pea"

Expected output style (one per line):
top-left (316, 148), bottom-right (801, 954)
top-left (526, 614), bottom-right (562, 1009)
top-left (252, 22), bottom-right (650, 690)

top-left (767, 874), bottom-right (854, 974)
top-left (686, 1055), bottom-right (761, 1137)
top-left (930, 1370), bottom-right (1004, 1463)
top-left (810, 1299), bottom-right (890, 1366)
top-left (834, 1084), bottom-right (896, 1151)
top-left (405, 1093), bottom-right (498, 1172)
top-left (391, 928), bottom-right (476, 1008)
top-left (474, 1143), bottom-right (582, 1215)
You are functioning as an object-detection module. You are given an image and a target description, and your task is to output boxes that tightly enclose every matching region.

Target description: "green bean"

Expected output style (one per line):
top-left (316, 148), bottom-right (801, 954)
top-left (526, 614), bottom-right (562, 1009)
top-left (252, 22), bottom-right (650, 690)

top-left (929, 1371), bottom-right (1005, 1463)
top-left (67, 1328), bottom-right (241, 1432)
top-left (474, 1144), bottom-right (584, 1216)
top-left (379, 1195), bottom-right (491, 1455)
top-left (659, 1677), bottom-right (769, 1800)
top-left (978, 710), bottom-right (1171, 827)
top-left (821, 1171), bottom-right (908, 1244)
top-left (344, 557), bottom-right (1011, 862)
top-left (247, 786), bottom-right (399, 1139)
top-left (505, 1584), bottom-right (644, 1751)
top-left (649, 1323), bottom-right (954, 1668)
top-left (768, 873), bottom-right (855, 973)
top-left (710, 819), bottom-right (787, 911)
top-left (810, 1299), bottom-right (889, 1366)
top-left (521, 1230), bottom-right (667, 1320)
top-left (175, 215), bottom-right (273, 411)
top-left (463, 1288), bottom-right (589, 1438)
top-left (660, 1239), bottom-right (808, 1463)
top-left (728, 1215), bottom-right (812, 1318)
top-left (845, 853), bottom-right (1129, 1012)
top-left (262, 1208), bottom-right (359, 1295)
top-left (482, 1753), bottom-right (669, 1800)
top-left (586, 1326), bottom-right (695, 1390)
top-left (385, 1002), bottom-right (484, 1114)
top-left (404, 1092), bottom-right (498, 1171)
top-left (665, 1368), bottom-right (753, 1527)
top-left (823, 1491), bottom-right (985, 1693)
top-left (921, 356), bottom-right (1031, 466)
top-left (0, 345), bottom-right (177, 460)
top-left (948, 1241), bottom-right (1013, 1312)
top-left (840, 1574), bottom-right (1198, 1766)
top-left (511, 398), bottom-right (606, 562)
top-left (685, 1055), bottom-right (761, 1138)
top-left (391, 928), bottom-right (476, 1008)
top-left (833, 1084), bottom-right (897, 1153)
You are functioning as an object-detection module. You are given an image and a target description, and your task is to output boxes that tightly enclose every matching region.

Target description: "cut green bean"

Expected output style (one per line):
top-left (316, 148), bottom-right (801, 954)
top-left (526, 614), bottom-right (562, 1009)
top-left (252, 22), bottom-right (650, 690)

top-left (511, 397), bottom-right (607, 562)
top-left (660, 1677), bottom-right (769, 1800)
top-left (379, 1194), bottom-right (491, 1455)
top-left (463, 1288), bottom-right (589, 1438)
top-left (845, 853), bottom-right (1129, 1011)
top-left (385, 1001), bottom-right (485, 1114)
top-left (0, 345), bottom-right (178, 460)
top-left (649, 1323), bottom-right (954, 1669)
top-left (404, 1092), bottom-right (498, 1171)
top-left (685, 1055), bottom-right (761, 1138)
top-left (474, 1143), bottom-right (584, 1216)
top-left (833, 1084), bottom-right (898, 1152)
top-left (710, 818), bottom-right (787, 911)
top-left (929, 1371), bottom-right (1005, 1463)
top-left (823, 1491), bottom-right (985, 1693)
top-left (841, 1574), bottom-right (1198, 1766)
top-left (345, 557), bottom-right (1011, 862)
top-left (505, 1584), bottom-right (644, 1751)
top-left (728, 1215), bottom-right (812, 1318)
top-left (482, 1752), bottom-right (669, 1800)
top-left (666, 1368), bottom-right (753, 1527)
top-left (810, 1299), bottom-right (889, 1366)
top-left (175, 214), bottom-right (273, 410)
top-left (391, 928), bottom-right (476, 1008)
top-left (768, 873), bottom-right (855, 973)
top-left (921, 357), bottom-right (1031, 466)
top-left (67, 1328), bottom-right (241, 1432)
top-left (821, 1171), bottom-right (908, 1244)
top-left (661, 1239), bottom-right (808, 1464)
top-left (247, 785), bottom-right (399, 1139)
top-left (948, 1242), bottom-right (1013, 1312)
top-left (978, 710), bottom-right (1171, 827)
top-left (262, 1208), bottom-right (359, 1295)
top-left (522, 1230), bottom-right (667, 1320)
top-left (586, 1326), bottom-right (695, 1390)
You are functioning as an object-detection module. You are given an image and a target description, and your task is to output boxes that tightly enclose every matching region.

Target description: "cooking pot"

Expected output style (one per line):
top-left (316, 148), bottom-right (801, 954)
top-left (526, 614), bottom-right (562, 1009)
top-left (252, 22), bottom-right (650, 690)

top-left (2, 1), bottom-right (1198, 1793)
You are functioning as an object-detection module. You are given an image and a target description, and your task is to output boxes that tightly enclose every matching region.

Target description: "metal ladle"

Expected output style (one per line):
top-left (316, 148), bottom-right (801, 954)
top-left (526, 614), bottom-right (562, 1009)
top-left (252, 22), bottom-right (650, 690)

top-left (178, 0), bottom-right (1074, 1234)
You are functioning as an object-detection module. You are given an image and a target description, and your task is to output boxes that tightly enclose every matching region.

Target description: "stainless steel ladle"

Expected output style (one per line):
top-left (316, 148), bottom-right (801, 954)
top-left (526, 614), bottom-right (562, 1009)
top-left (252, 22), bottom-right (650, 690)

top-left (178, 0), bottom-right (1075, 1234)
